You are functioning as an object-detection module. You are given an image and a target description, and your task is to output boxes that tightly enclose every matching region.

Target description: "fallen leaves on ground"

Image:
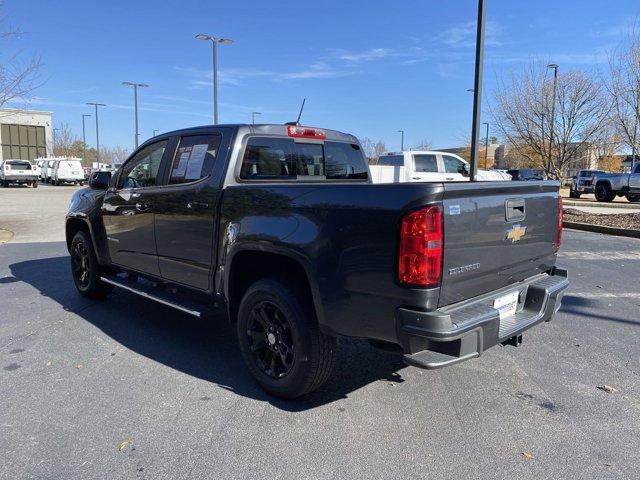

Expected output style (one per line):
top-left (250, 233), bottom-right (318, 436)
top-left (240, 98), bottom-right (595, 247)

top-left (75, 363), bottom-right (83, 369)
top-left (597, 385), bottom-right (618, 394)
top-left (117, 439), bottom-right (132, 452)
top-left (45, 361), bottom-right (52, 367)
top-left (521, 451), bottom-right (534, 460)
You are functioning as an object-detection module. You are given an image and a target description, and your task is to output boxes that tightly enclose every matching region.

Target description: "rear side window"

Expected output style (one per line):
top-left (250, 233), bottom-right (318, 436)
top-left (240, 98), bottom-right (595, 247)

top-left (377, 155), bottom-right (404, 166)
top-left (413, 154), bottom-right (438, 173)
top-left (443, 155), bottom-right (465, 174)
top-left (240, 137), bottom-right (368, 180)
top-left (635, 163), bottom-right (640, 174)
top-left (169, 135), bottom-right (221, 184)
top-left (325, 142), bottom-right (368, 179)
top-left (8, 162), bottom-right (31, 170)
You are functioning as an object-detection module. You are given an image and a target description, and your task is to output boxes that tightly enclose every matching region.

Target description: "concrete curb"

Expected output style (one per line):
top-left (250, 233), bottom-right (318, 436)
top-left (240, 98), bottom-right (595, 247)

top-left (563, 221), bottom-right (640, 239)
top-left (563, 199), bottom-right (640, 210)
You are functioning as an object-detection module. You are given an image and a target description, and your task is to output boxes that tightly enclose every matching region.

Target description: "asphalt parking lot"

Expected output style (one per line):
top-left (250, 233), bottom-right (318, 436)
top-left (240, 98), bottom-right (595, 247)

top-left (1, 184), bottom-right (639, 479)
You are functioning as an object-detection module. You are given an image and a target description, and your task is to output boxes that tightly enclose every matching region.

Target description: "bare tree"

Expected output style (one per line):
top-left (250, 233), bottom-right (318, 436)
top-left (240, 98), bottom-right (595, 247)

top-left (491, 63), bottom-right (610, 180)
top-left (413, 139), bottom-right (434, 150)
top-left (0, 5), bottom-right (42, 107)
top-left (359, 137), bottom-right (386, 164)
top-left (100, 145), bottom-right (130, 165)
top-left (606, 30), bottom-right (640, 160)
top-left (52, 122), bottom-right (79, 156)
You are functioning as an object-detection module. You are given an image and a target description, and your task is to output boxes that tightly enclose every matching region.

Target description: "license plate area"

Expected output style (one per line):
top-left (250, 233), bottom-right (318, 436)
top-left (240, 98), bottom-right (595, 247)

top-left (493, 290), bottom-right (519, 320)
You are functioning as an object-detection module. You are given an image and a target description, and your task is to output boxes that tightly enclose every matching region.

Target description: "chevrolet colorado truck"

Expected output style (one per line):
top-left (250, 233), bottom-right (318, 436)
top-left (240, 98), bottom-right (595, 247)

top-left (65, 124), bottom-right (568, 398)
top-left (592, 162), bottom-right (640, 202)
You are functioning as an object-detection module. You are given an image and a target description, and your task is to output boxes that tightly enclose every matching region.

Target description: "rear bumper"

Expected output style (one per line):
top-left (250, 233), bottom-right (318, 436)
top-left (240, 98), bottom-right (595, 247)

top-left (398, 268), bottom-right (569, 369)
top-left (2, 175), bottom-right (38, 183)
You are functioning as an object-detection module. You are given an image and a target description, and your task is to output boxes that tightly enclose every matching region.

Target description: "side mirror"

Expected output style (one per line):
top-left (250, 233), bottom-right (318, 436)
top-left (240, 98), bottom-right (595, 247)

top-left (89, 171), bottom-right (111, 190)
top-left (458, 164), bottom-right (470, 177)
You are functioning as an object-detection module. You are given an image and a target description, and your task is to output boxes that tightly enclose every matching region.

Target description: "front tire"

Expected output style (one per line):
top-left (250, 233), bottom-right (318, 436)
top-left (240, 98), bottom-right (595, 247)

top-left (70, 231), bottom-right (113, 299)
top-left (237, 278), bottom-right (336, 399)
top-left (32, 181), bottom-right (38, 188)
top-left (595, 183), bottom-right (615, 202)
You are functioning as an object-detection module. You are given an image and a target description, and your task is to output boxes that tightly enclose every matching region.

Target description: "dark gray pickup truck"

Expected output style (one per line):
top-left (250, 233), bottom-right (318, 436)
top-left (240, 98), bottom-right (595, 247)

top-left (66, 124), bottom-right (568, 398)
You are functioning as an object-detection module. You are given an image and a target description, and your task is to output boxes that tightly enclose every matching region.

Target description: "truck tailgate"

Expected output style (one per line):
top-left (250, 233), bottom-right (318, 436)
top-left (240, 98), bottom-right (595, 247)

top-left (438, 181), bottom-right (560, 307)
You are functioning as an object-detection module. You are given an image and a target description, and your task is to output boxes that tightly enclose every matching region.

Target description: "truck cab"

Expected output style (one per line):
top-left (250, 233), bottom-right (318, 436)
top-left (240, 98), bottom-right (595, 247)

top-left (371, 151), bottom-right (509, 183)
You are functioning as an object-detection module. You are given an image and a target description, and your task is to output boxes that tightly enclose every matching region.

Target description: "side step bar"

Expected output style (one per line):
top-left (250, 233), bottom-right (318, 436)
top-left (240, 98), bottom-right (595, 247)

top-left (100, 275), bottom-right (206, 318)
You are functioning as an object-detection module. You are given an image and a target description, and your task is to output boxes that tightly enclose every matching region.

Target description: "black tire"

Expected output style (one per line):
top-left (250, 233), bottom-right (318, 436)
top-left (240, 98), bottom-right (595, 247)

top-left (625, 194), bottom-right (640, 203)
top-left (237, 278), bottom-right (336, 399)
top-left (32, 181), bottom-right (38, 188)
top-left (569, 189), bottom-right (580, 199)
top-left (70, 231), bottom-right (113, 299)
top-left (595, 183), bottom-right (615, 202)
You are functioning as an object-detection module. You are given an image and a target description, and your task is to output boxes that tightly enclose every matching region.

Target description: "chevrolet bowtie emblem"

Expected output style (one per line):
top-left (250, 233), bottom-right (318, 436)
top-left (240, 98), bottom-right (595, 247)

top-left (506, 224), bottom-right (527, 243)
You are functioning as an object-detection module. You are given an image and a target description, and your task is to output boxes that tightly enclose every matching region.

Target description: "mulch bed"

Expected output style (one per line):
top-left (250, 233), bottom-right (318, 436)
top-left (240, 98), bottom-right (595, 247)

top-left (563, 208), bottom-right (640, 230)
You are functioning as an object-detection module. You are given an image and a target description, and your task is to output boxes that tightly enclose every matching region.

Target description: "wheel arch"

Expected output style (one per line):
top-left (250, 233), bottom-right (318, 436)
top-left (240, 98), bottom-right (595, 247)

top-left (225, 247), bottom-right (324, 327)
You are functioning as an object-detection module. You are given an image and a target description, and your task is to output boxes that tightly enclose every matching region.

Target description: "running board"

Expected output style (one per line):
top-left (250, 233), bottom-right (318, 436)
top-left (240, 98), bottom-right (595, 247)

top-left (100, 275), bottom-right (208, 318)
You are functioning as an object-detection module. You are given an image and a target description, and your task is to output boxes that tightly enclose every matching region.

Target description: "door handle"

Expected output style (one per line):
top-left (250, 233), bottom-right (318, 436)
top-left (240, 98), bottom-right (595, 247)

top-left (135, 202), bottom-right (150, 212)
top-left (187, 201), bottom-right (209, 210)
top-left (411, 177), bottom-right (422, 180)
top-left (445, 177), bottom-right (455, 181)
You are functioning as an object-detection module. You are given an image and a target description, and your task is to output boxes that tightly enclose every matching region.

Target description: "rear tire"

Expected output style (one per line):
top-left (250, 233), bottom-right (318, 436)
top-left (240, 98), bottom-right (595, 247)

top-left (595, 183), bottom-right (615, 202)
top-left (625, 194), bottom-right (640, 203)
top-left (70, 231), bottom-right (113, 299)
top-left (236, 278), bottom-right (336, 399)
top-left (32, 181), bottom-right (38, 188)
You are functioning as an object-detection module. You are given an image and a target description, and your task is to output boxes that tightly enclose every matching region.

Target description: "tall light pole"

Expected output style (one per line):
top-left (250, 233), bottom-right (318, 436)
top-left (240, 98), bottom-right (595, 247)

top-left (252, 111), bottom-right (261, 125)
top-left (195, 33), bottom-right (234, 124)
top-left (82, 114), bottom-right (91, 162)
top-left (86, 102), bottom-right (106, 163)
top-left (397, 129), bottom-right (404, 151)
top-left (52, 127), bottom-right (59, 155)
top-left (482, 122), bottom-right (490, 168)
top-left (469, 0), bottom-right (487, 182)
top-left (547, 64), bottom-right (559, 176)
top-left (122, 82), bottom-right (149, 148)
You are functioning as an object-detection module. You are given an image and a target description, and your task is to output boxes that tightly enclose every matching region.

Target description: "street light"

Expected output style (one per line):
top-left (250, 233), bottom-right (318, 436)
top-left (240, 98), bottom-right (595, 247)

top-left (52, 127), bottom-right (59, 154)
top-left (547, 63), bottom-right (559, 175)
top-left (252, 111), bottom-right (261, 125)
top-left (195, 33), bottom-right (234, 124)
top-left (86, 102), bottom-right (106, 163)
top-left (482, 122), bottom-right (490, 168)
top-left (82, 114), bottom-right (91, 161)
top-left (469, 0), bottom-right (487, 182)
top-left (397, 129), bottom-right (405, 151)
top-left (122, 81), bottom-right (149, 148)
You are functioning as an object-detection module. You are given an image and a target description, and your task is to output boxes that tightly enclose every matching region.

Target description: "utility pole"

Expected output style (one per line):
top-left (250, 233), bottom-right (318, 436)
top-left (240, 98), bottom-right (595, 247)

top-left (122, 82), bottom-right (149, 148)
top-left (469, 0), bottom-right (487, 182)
top-left (86, 103), bottom-right (106, 163)
top-left (195, 33), bottom-right (234, 124)
top-left (82, 114), bottom-right (91, 162)
top-left (547, 64), bottom-right (559, 176)
top-left (252, 111), bottom-right (261, 125)
top-left (397, 129), bottom-right (404, 151)
top-left (482, 122), bottom-right (490, 168)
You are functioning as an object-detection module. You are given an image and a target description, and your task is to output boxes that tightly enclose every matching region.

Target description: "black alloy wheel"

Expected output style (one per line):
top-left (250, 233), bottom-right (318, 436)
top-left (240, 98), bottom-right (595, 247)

top-left (246, 301), bottom-right (295, 379)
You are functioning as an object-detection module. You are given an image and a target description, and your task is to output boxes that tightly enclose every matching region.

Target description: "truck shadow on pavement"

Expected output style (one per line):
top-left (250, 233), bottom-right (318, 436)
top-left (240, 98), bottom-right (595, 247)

top-left (9, 255), bottom-right (407, 411)
top-left (561, 294), bottom-right (640, 327)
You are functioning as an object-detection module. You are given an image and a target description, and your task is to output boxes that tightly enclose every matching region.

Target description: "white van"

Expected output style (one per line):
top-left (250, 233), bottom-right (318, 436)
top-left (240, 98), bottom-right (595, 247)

top-left (51, 158), bottom-right (84, 185)
top-left (370, 151), bottom-right (511, 183)
top-left (44, 159), bottom-right (57, 182)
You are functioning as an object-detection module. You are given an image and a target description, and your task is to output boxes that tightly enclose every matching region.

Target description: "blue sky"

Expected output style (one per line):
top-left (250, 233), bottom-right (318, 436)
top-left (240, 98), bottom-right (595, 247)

top-left (4, 0), bottom-right (639, 152)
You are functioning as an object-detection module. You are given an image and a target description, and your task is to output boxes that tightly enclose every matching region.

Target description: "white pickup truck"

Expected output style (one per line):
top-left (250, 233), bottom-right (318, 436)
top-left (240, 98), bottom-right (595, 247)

top-left (370, 151), bottom-right (510, 183)
top-left (0, 159), bottom-right (39, 188)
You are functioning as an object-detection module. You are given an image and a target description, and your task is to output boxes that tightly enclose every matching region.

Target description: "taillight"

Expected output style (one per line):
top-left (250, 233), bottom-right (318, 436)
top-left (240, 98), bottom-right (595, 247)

top-left (398, 205), bottom-right (443, 287)
top-left (555, 195), bottom-right (563, 249)
top-left (287, 125), bottom-right (326, 139)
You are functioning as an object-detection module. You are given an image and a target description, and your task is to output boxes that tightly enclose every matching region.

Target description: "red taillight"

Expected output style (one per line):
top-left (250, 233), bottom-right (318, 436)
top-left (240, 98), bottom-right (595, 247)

top-left (555, 196), bottom-right (563, 249)
top-left (287, 125), bottom-right (326, 139)
top-left (398, 205), bottom-right (443, 287)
